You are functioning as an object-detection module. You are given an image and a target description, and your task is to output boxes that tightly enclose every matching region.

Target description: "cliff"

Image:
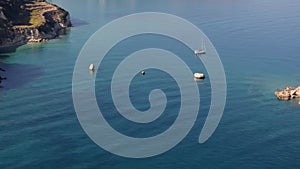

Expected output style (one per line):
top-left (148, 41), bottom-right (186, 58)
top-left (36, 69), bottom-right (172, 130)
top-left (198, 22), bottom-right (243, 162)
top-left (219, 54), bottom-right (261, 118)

top-left (0, 0), bottom-right (71, 50)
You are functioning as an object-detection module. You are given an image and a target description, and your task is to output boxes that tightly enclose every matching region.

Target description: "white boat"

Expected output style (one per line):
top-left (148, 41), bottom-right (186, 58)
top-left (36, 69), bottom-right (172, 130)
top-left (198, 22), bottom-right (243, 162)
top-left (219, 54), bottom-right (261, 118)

top-left (194, 73), bottom-right (205, 79)
top-left (194, 50), bottom-right (205, 55)
top-left (194, 39), bottom-right (206, 55)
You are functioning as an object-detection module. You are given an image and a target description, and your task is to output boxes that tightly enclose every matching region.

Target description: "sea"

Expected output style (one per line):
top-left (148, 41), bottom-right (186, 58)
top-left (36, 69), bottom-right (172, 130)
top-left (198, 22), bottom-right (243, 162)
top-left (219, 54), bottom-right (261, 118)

top-left (1, 0), bottom-right (300, 168)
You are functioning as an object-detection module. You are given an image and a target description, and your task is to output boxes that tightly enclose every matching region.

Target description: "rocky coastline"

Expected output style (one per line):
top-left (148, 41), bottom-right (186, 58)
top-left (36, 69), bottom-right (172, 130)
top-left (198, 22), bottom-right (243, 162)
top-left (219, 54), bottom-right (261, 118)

top-left (0, 0), bottom-right (71, 51)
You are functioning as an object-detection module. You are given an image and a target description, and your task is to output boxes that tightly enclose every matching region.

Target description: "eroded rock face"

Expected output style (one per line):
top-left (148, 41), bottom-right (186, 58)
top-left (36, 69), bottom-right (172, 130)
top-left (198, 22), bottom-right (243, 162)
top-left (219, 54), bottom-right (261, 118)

top-left (0, 0), bottom-right (71, 50)
top-left (275, 86), bottom-right (300, 100)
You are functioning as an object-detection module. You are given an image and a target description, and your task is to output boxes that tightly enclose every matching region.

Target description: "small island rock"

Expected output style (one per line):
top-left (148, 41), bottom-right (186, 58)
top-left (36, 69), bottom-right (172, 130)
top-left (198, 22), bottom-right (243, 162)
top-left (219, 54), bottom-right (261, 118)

top-left (274, 86), bottom-right (300, 100)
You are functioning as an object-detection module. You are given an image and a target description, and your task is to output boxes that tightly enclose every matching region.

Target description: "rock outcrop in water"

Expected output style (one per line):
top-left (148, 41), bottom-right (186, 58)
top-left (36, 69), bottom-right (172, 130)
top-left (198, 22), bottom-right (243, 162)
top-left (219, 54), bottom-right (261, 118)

top-left (0, 0), bottom-right (71, 51)
top-left (274, 86), bottom-right (300, 100)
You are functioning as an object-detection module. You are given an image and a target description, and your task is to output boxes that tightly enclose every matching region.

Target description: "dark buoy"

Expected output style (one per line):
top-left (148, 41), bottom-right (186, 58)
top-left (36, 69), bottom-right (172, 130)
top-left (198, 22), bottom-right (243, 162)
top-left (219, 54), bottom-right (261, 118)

top-left (141, 70), bottom-right (145, 75)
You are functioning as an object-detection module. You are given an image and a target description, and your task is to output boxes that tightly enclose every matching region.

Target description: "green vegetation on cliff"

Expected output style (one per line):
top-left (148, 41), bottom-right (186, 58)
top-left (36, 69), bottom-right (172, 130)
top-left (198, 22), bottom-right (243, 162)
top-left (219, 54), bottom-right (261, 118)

top-left (29, 9), bottom-right (44, 27)
top-left (0, 0), bottom-right (71, 49)
top-left (0, 0), bottom-right (67, 28)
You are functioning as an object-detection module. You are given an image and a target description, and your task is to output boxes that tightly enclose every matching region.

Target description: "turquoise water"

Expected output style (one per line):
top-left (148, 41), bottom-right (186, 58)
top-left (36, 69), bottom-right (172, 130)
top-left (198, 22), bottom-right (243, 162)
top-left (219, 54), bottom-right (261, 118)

top-left (1, 0), bottom-right (300, 168)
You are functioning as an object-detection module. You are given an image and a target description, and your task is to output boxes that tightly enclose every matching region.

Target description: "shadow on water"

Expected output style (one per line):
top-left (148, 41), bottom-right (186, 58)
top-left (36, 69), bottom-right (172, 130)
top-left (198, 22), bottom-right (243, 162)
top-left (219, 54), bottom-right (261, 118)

top-left (0, 46), bottom-right (21, 54)
top-left (0, 54), bottom-right (10, 60)
top-left (0, 62), bottom-right (42, 90)
top-left (71, 18), bottom-right (89, 27)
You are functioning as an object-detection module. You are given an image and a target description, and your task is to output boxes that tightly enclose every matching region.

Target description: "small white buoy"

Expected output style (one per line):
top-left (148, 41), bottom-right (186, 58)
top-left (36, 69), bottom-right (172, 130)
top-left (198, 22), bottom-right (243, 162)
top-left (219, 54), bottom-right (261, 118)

top-left (141, 70), bottom-right (145, 75)
top-left (194, 73), bottom-right (205, 79)
top-left (89, 64), bottom-right (95, 71)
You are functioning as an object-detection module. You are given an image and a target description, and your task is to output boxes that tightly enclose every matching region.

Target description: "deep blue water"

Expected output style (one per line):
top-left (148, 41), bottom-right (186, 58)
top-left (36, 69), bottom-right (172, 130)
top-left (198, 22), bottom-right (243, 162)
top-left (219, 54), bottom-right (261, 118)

top-left (1, 0), bottom-right (300, 168)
